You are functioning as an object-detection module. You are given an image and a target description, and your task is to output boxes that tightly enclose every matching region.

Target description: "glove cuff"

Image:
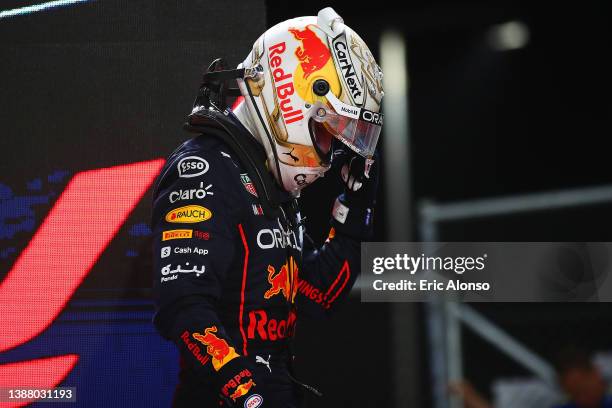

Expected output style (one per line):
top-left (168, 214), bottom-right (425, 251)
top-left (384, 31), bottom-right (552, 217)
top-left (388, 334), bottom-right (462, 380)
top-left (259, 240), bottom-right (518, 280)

top-left (331, 194), bottom-right (374, 240)
top-left (214, 357), bottom-right (262, 406)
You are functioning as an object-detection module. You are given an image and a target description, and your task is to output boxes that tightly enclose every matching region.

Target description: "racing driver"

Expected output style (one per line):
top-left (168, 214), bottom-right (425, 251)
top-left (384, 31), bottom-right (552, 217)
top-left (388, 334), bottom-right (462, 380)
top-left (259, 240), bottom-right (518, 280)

top-left (151, 7), bottom-right (384, 407)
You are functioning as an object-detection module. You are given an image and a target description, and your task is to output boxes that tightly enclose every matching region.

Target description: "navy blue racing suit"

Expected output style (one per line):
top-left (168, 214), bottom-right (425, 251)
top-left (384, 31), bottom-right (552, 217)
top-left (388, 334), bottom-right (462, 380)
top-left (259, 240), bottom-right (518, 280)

top-left (151, 111), bottom-right (373, 407)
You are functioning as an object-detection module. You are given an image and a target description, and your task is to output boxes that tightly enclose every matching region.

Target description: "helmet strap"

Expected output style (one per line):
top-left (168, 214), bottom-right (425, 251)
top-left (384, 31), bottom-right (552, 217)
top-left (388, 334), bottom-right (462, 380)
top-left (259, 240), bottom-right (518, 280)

top-left (192, 58), bottom-right (245, 112)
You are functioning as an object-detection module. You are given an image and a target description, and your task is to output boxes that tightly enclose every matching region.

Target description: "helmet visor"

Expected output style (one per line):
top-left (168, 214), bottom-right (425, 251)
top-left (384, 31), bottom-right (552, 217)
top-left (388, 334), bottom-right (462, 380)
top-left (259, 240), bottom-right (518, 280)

top-left (321, 91), bottom-right (383, 158)
top-left (308, 119), bottom-right (335, 164)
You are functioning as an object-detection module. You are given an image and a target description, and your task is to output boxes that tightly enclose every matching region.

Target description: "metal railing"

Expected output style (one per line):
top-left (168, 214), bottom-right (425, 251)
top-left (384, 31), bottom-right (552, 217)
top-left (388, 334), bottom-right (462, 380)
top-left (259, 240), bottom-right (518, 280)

top-left (419, 184), bottom-right (612, 408)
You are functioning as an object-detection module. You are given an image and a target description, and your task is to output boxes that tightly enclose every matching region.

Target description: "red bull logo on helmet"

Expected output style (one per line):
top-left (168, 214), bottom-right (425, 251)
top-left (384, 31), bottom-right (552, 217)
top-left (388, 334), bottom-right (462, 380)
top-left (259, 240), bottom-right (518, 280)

top-left (268, 42), bottom-right (303, 125)
top-left (289, 25), bottom-right (331, 80)
top-left (289, 25), bottom-right (342, 105)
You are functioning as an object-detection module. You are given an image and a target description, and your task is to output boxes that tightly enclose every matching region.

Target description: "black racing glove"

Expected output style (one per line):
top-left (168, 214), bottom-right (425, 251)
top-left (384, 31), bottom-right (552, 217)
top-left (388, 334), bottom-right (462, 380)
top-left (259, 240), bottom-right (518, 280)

top-left (330, 145), bottom-right (380, 239)
top-left (337, 148), bottom-right (379, 208)
top-left (215, 357), bottom-right (266, 407)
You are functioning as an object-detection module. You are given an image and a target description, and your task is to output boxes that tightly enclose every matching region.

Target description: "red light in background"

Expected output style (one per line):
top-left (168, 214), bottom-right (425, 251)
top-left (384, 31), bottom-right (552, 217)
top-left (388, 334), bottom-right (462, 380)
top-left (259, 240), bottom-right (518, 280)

top-left (0, 158), bottom-right (165, 403)
top-left (0, 159), bottom-right (165, 353)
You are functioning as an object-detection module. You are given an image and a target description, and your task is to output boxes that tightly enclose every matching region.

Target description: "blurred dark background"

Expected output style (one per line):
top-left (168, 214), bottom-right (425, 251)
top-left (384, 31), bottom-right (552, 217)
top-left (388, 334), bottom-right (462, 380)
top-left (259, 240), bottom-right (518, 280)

top-left (0, 0), bottom-right (611, 406)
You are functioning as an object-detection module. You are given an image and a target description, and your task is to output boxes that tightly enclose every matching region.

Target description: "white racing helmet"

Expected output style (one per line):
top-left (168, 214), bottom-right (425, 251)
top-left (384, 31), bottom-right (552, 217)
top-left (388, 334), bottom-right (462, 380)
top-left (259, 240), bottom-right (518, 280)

top-left (236, 7), bottom-right (384, 193)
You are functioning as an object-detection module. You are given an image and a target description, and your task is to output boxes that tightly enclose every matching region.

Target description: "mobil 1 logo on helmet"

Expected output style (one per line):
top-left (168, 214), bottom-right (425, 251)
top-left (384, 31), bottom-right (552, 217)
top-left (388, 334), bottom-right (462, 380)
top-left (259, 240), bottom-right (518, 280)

top-left (178, 156), bottom-right (209, 178)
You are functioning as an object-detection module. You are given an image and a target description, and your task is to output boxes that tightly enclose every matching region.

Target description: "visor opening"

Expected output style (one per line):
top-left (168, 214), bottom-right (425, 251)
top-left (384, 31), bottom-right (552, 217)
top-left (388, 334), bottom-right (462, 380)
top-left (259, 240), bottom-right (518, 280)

top-left (308, 118), bottom-right (334, 165)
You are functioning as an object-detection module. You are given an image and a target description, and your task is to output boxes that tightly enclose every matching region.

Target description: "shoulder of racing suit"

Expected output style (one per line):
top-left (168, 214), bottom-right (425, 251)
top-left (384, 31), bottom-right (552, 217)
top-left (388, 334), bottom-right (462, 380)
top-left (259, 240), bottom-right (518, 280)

top-left (153, 134), bottom-right (242, 201)
top-left (151, 135), bottom-right (250, 310)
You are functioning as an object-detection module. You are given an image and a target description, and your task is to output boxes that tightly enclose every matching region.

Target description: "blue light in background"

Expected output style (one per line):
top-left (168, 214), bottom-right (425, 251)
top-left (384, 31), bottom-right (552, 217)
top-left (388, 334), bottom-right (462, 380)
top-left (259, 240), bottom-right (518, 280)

top-left (26, 178), bottom-right (42, 191)
top-left (0, 247), bottom-right (16, 259)
top-left (0, 183), bottom-right (49, 240)
top-left (0, 0), bottom-right (93, 20)
top-left (1, 170), bottom-right (70, 245)
top-left (48, 170), bottom-right (70, 184)
top-left (129, 223), bottom-right (152, 237)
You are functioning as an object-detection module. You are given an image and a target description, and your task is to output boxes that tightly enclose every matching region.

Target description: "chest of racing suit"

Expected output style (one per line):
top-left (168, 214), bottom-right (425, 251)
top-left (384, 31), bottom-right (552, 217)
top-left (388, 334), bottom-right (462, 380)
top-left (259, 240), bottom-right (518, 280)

top-left (151, 112), bottom-right (373, 407)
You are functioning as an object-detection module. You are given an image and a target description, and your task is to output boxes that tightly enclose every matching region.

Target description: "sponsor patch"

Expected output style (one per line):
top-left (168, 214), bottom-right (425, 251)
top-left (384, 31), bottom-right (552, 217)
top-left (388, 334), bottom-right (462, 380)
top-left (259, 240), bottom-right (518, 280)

top-left (178, 156), bottom-right (209, 178)
top-left (162, 229), bottom-right (193, 241)
top-left (256, 226), bottom-right (301, 250)
top-left (194, 230), bottom-right (210, 240)
top-left (264, 257), bottom-right (299, 301)
top-left (169, 182), bottom-right (214, 203)
top-left (240, 173), bottom-right (258, 197)
top-left (360, 109), bottom-right (383, 126)
top-left (192, 326), bottom-right (240, 371)
top-left (180, 331), bottom-right (210, 367)
top-left (252, 204), bottom-right (264, 216)
top-left (172, 246), bottom-right (209, 256)
top-left (221, 369), bottom-right (253, 399)
top-left (230, 379), bottom-right (256, 402)
top-left (244, 394), bottom-right (263, 408)
top-left (165, 205), bottom-right (212, 223)
top-left (290, 25), bottom-right (331, 80)
top-left (255, 355), bottom-right (272, 373)
top-left (160, 262), bottom-right (206, 282)
top-left (267, 41), bottom-right (303, 124)
top-left (161, 246), bottom-right (171, 258)
top-left (332, 34), bottom-right (364, 106)
top-left (247, 309), bottom-right (297, 341)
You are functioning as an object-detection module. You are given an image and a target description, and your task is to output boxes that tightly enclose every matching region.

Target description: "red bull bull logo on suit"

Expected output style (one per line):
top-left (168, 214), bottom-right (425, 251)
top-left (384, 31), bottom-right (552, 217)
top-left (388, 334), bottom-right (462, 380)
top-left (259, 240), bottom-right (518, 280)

top-left (264, 257), bottom-right (299, 302)
top-left (192, 326), bottom-right (240, 371)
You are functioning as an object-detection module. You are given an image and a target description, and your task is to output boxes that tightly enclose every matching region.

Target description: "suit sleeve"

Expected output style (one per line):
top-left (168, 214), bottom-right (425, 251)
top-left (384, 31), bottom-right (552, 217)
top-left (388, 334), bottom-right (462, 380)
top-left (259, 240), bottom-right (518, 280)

top-left (151, 151), bottom-right (257, 403)
top-left (296, 194), bottom-right (374, 318)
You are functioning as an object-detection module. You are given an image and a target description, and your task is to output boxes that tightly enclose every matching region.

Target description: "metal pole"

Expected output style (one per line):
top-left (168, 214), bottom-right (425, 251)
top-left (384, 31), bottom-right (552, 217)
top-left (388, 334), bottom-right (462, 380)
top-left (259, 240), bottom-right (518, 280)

top-left (446, 301), bottom-right (463, 408)
top-left (419, 206), bottom-right (459, 408)
top-left (426, 299), bottom-right (449, 408)
top-left (381, 30), bottom-right (410, 241)
top-left (381, 30), bottom-right (420, 408)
